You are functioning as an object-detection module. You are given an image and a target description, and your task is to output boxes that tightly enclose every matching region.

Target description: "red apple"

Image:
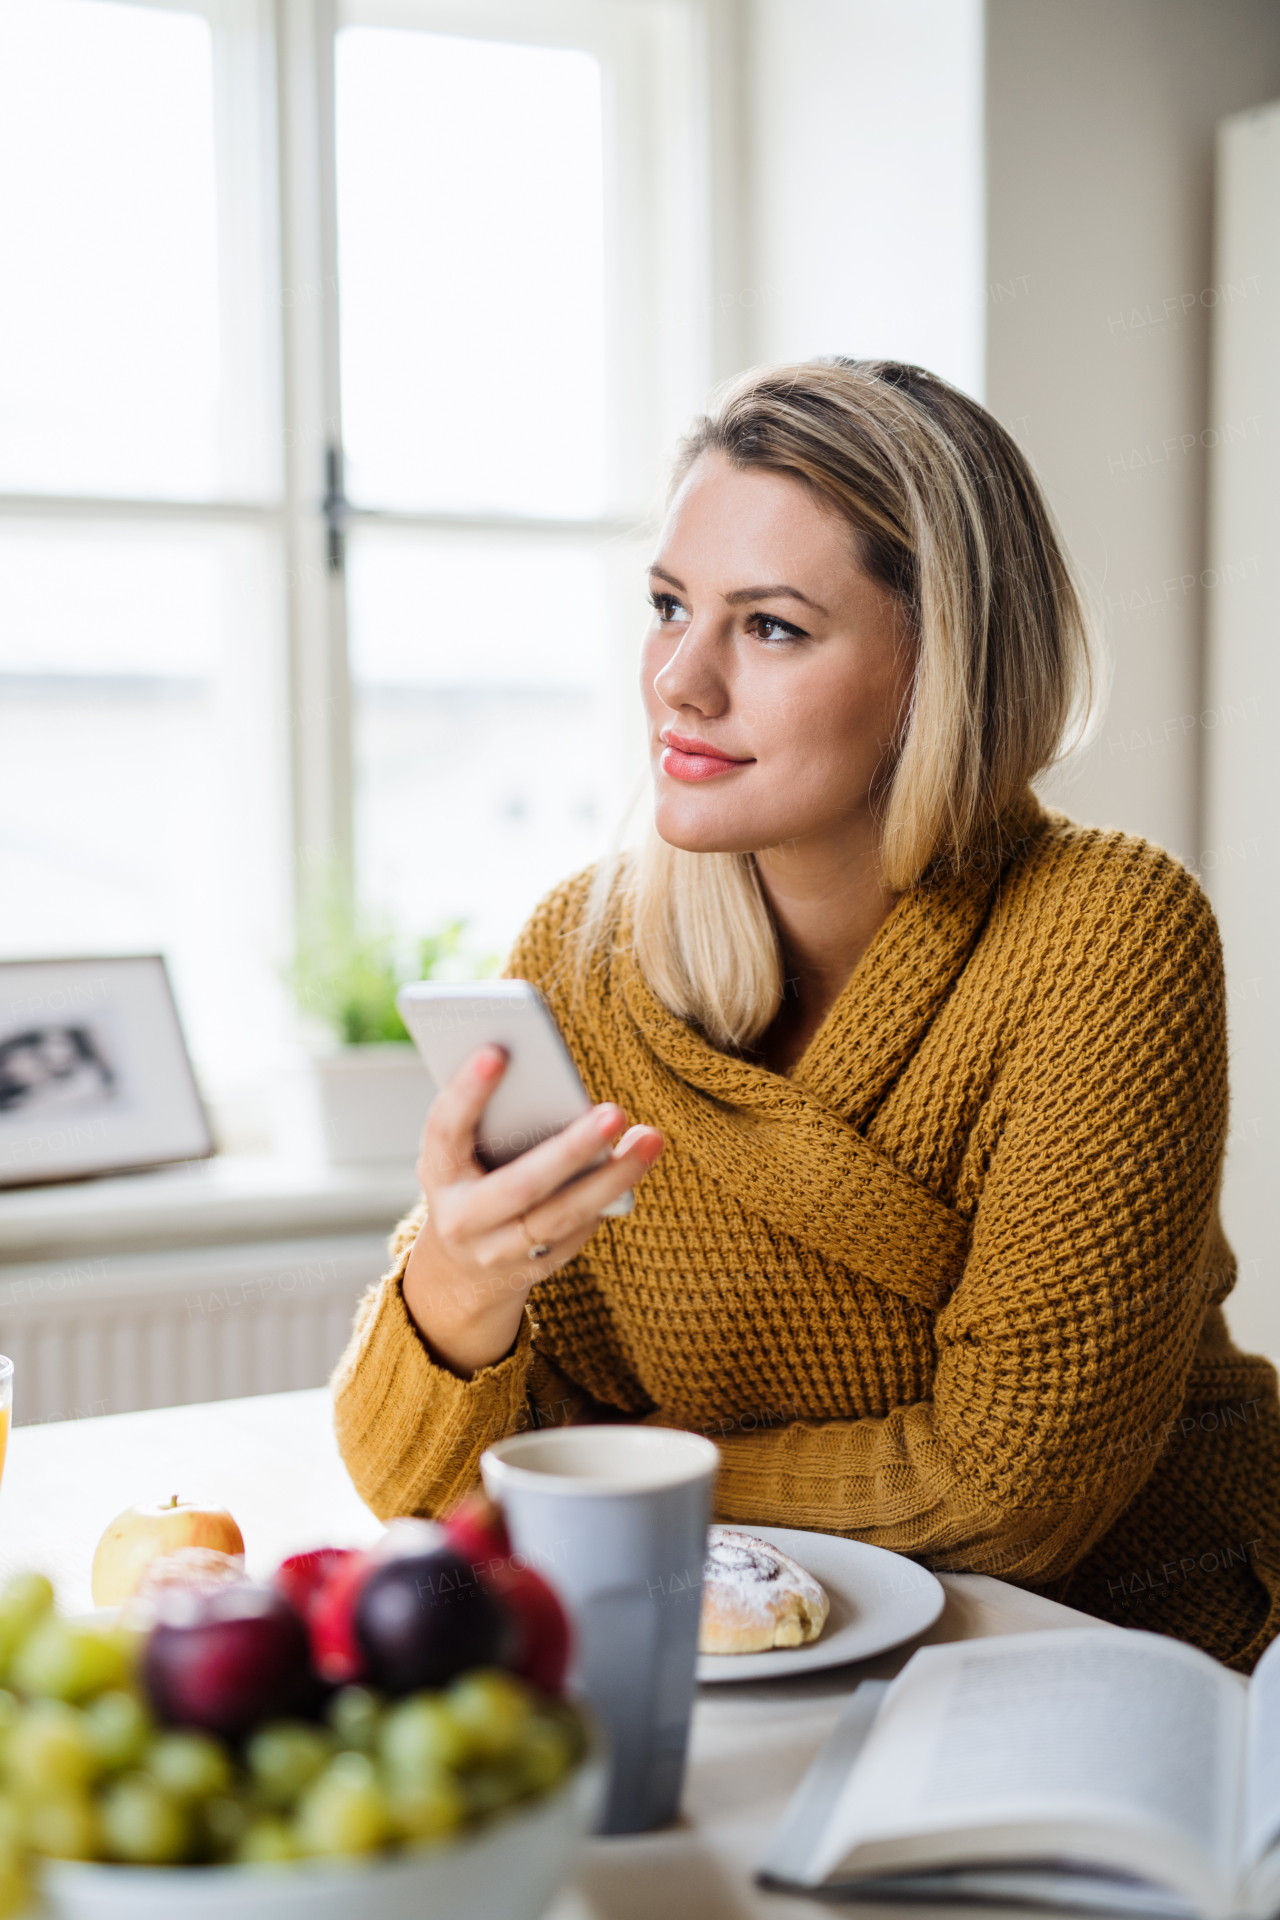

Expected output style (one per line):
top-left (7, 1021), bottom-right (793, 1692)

top-left (301, 1522), bottom-right (448, 1685)
top-left (307, 1549), bottom-right (374, 1685)
top-left (444, 1490), bottom-right (509, 1566)
top-left (143, 1585), bottom-right (311, 1739)
top-left (444, 1492), bottom-right (572, 1693)
top-left (492, 1560), bottom-right (572, 1693)
top-left (274, 1547), bottom-right (355, 1623)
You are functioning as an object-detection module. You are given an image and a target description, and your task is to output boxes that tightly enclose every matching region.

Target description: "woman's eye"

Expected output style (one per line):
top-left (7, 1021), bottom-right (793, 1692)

top-left (649, 593), bottom-right (689, 623)
top-left (749, 612), bottom-right (805, 644)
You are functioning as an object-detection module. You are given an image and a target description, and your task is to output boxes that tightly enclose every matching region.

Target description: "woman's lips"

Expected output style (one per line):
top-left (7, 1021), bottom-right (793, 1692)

top-left (659, 732), bottom-right (753, 783)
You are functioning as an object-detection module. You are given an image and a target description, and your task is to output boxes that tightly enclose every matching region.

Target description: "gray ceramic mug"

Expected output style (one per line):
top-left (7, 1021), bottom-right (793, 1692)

top-left (481, 1425), bottom-right (719, 1834)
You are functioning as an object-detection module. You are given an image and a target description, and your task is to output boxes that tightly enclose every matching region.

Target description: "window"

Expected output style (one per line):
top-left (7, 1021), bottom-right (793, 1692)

top-left (334, 27), bottom-right (607, 518)
top-left (331, 0), bottom-right (703, 958)
top-left (0, 0), bottom-right (710, 1145)
top-left (0, 0), bottom-right (287, 1133)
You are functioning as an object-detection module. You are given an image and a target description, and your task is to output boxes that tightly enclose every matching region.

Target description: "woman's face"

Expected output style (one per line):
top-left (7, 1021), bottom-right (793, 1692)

top-left (642, 452), bottom-right (915, 860)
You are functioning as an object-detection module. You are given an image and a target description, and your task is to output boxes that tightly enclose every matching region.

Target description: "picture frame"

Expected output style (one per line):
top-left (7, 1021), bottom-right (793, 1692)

top-left (0, 955), bottom-right (213, 1189)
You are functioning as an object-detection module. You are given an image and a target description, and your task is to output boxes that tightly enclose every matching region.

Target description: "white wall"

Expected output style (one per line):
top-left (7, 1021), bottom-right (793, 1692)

top-left (1202, 101), bottom-right (1280, 1356)
top-left (986, 0), bottom-right (1280, 878)
top-left (742, 0), bottom-right (985, 398)
top-left (983, 0), bottom-right (1280, 1353)
top-left (733, 0), bottom-right (1280, 1350)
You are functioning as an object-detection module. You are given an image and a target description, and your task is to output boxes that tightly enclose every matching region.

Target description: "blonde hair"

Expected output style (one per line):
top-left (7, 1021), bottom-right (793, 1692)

top-left (581, 358), bottom-right (1101, 1052)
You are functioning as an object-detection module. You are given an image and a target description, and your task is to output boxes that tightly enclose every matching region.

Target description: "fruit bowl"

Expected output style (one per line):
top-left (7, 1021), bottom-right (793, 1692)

top-left (0, 1499), bottom-right (594, 1915)
top-left (38, 1736), bottom-right (606, 1920)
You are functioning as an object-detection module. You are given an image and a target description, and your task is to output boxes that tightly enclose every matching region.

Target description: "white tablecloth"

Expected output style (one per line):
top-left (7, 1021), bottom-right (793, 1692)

top-left (0, 1388), bottom-right (1112, 1918)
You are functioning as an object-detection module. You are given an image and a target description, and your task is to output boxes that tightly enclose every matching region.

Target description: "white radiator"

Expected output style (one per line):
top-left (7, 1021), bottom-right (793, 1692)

top-left (0, 1234), bottom-right (388, 1427)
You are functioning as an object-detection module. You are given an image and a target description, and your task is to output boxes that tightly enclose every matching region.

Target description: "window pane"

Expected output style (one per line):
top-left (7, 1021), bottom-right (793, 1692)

top-left (335, 27), bottom-right (606, 518)
top-left (348, 527), bottom-right (613, 954)
top-left (0, 523), bottom-right (290, 1112)
top-left (0, 0), bottom-right (277, 501)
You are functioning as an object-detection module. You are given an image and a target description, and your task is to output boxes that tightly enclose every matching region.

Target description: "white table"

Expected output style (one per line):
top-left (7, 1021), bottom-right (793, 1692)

top-left (0, 1388), bottom-right (1110, 1920)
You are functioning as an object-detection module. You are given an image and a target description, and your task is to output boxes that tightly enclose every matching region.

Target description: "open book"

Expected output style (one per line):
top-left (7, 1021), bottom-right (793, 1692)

top-left (760, 1628), bottom-right (1280, 1920)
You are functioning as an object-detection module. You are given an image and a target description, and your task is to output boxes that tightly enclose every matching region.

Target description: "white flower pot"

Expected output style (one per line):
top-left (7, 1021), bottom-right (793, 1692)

top-left (275, 1044), bottom-right (434, 1167)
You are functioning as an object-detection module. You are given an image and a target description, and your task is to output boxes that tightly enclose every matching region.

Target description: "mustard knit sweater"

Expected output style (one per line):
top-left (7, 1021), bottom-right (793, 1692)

top-left (333, 791), bottom-right (1280, 1672)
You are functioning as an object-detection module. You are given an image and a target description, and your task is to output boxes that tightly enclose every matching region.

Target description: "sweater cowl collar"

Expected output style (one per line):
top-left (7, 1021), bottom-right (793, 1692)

top-left (796, 782), bottom-right (1051, 1124)
top-left (610, 786), bottom-right (1051, 1304)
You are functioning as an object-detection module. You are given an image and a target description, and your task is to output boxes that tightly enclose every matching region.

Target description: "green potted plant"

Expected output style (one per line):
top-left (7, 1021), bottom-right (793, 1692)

top-left (288, 904), bottom-right (492, 1166)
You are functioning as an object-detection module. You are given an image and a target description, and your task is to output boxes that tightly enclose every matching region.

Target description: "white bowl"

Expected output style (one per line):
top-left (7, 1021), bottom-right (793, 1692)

top-left (39, 1752), bottom-right (606, 1920)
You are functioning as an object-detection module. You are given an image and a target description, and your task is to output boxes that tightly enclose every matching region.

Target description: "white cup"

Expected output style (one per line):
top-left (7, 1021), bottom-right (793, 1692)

top-left (481, 1425), bottom-right (719, 1834)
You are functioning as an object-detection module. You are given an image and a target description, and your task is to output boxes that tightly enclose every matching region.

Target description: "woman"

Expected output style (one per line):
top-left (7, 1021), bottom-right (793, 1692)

top-left (334, 359), bottom-right (1280, 1672)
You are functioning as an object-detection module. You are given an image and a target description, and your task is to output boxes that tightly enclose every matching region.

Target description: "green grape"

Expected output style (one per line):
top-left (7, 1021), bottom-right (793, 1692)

top-left (0, 1576), bottom-right (53, 1621)
top-left (198, 1794), bottom-right (249, 1862)
top-left (236, 1815), bottom-right (300, 1864)
top-left (386, 1773), bottom-right (465, 1845)
top-left (245, 1722), bottom-right (332, 1809)
top-left (446, 1670), bottom-right (535, 1762)
top-left (550, 1697), bottom-right (586, 1764)
top-left (144, 1731), bottom-right (231, 1802)
top-left (513, 1714), bottom-right (576, 1793)
top-left (99, 1772), bottom-right (190, 1865)
top-left (6, 1700), bottom-right (97, 1792)
top-left (0, 1856), bottom-right (30, 1920)
top-left (10, 1619), bottom-right (129, 1702)
top-left (0, 1576), bottom-right (54, 1670)
top-left (84, 1691), bottom-right (150, 1772)
top-left (460, 1761), bottom-right (528, 1818)
top-left (0, 1794), bottom-right (21, 1853)
top-left (378, 1693), bottom-right (467, 1784)
top-left (325, 1686), bottom-right (382, 1754)
top-left (24, 1790), bottom-right (101, 1859)
top-left (293, 1752), bottom-right (391, 1857)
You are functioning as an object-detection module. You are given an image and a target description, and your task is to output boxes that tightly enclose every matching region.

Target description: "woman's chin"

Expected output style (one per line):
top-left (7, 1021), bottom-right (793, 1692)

top-left (652, 798), bottom-right (761, 858)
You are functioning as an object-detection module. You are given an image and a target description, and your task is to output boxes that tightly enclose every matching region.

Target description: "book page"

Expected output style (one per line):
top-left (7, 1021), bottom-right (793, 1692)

top-left (1243, 1630), bottom-right (1280, 1870)
top-left (811, 1629), bottom-right (1242, 1910)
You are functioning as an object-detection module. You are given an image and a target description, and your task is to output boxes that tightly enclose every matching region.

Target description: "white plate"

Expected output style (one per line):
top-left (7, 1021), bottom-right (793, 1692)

top-left (696, 1526), bottom-right (944, 1683)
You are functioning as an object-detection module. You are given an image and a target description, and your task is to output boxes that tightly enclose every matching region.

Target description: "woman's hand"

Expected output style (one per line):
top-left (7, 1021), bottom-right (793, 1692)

top-left (401, 1044), bottom-right (665, 1378)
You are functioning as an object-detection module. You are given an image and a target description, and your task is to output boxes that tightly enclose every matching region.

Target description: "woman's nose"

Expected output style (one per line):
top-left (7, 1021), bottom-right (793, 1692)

top-left (651, 620), bottom-right (727, 717)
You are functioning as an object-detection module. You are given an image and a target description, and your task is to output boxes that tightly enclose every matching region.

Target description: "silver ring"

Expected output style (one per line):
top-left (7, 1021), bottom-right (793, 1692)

top-left (519, 1216), bottom-right (553, 1261)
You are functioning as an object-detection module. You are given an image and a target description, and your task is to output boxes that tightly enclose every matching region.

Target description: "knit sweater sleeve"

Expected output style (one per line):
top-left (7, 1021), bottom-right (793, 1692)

top-left (330, 882), bottom-right (599, 1518)
top-left (698, 855), bottom-right (1230, 1586)
top-left (331, 1216), bottom-right (601, 1518)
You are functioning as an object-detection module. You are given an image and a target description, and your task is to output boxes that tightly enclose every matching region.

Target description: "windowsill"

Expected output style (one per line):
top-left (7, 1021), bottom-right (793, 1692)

top-left (0, 1156), bottom-right (421, 1264)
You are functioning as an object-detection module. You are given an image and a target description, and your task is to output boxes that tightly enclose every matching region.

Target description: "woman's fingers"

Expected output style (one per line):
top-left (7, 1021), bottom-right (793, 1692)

top-left (406, 1107), bottom-right (666, 1375)
top-left (612, 1123), bottom-right (665, 1163)
top-left (417, 1044), bottom-right (507, 1192)
top-left (419, 1041), bottom-right (666, 1276)
top-left (466, 1125), bottom-right (665, 1271)
top-left (452, 1100), bottom-right (631, 1237)
top-left (527, 1124), bottom-right (665, 1242)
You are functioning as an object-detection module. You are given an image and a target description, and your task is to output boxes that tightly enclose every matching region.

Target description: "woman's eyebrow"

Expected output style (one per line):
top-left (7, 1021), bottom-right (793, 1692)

top-left (724, 583), bottom-right (827, 614)
top-left (647, 565), bottom-right (828, 616)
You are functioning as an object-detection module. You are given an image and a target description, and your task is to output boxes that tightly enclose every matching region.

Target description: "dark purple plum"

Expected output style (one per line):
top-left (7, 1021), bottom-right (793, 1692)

top-left (354, 1546), bottom-right (511, 1695)
top-left (144, 1585), bottom-right (312, 1739)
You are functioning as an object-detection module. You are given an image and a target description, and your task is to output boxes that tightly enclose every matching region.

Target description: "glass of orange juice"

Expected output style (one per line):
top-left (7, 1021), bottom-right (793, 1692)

top-left (0, 1358), bottom-right (12, 1490)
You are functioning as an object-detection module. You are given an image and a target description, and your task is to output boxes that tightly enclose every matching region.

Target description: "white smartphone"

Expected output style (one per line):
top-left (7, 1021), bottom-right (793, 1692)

top-left (395, 979), bottom-right (633, 1217)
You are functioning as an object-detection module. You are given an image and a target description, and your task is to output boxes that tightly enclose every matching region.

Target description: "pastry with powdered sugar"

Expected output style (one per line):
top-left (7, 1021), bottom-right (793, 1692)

top-left (698, 1527), bottom-right (830, 1654)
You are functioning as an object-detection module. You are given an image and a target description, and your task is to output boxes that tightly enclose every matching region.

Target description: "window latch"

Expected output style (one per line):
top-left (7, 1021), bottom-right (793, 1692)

top-left (323, 443), bottom-right (347, 574)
